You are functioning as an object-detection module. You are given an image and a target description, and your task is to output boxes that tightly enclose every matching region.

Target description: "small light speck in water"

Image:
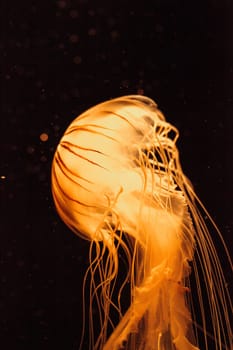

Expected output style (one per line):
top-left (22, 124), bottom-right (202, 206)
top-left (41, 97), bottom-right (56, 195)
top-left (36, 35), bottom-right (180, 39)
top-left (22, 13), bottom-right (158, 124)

top-left (40, 133), bottom-right (49, 142)
top-left (73, 56), bottom-right (82, 64)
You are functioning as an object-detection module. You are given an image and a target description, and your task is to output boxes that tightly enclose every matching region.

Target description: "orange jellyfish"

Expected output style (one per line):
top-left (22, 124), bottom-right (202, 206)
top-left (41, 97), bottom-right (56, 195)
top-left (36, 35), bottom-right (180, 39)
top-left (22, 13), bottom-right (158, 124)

top-left (51, 95), bottom-right (232, 350)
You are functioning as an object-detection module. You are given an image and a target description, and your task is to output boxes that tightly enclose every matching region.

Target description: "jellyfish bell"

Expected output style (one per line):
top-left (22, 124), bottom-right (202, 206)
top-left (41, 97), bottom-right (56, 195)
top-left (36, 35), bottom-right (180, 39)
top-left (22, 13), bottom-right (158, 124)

top-left (52, 96), bottom-right (180, 242)
top-left (51, 95), bottom-right (232, 350)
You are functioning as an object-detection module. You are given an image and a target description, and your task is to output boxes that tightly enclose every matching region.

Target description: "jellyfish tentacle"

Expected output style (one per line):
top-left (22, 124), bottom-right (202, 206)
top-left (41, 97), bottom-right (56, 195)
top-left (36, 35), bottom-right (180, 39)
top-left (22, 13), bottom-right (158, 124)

top-left (103, 261), bottom-right (199, 350)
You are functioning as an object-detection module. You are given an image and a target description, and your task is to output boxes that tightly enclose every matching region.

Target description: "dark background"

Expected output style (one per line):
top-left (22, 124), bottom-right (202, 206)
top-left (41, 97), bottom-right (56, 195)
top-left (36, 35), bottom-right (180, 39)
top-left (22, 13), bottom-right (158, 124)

top-left (1, 1), bottom-right (232, 349)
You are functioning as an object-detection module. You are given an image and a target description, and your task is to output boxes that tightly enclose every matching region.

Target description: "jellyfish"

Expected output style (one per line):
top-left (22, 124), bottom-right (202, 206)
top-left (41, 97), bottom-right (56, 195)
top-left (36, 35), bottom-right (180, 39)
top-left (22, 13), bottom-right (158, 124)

top-left (51, 95), bottom-right (232, 350)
